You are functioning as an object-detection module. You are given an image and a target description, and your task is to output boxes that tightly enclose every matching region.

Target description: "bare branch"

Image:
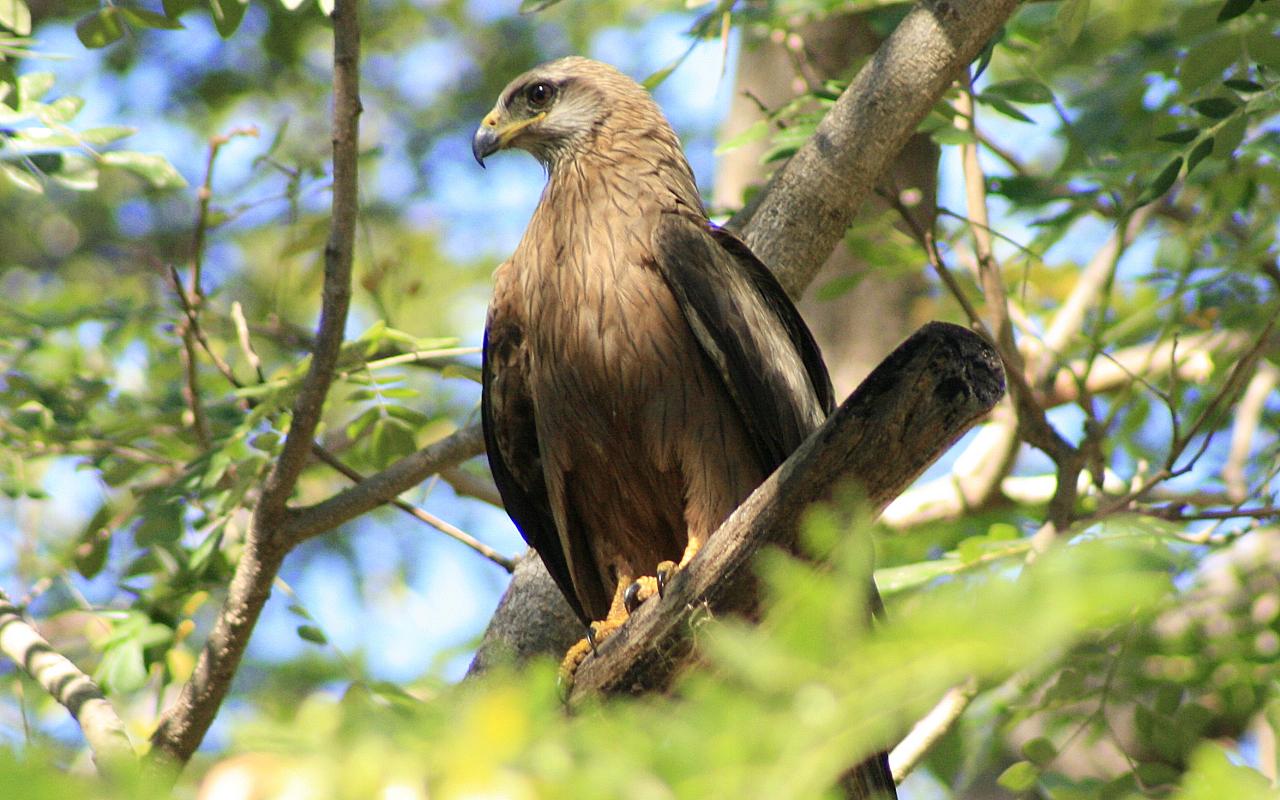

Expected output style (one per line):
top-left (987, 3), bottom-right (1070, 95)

top-left (309, 444), bottom-right (515, 572)
top-left (889, 676), bottom-right (978, 783)
top-left (147, 0), bottom-right (362, 771)
top-left (0, 589), bottom-right (135, 779)
top-left (569, 322), bottom-right (1005, 700)
top-left (283, 422), bottom-right (486, 545)
top-left (1223, 361), bottom-right (1278, 503)
top-left (731, 0), bottom-right (1025, 297)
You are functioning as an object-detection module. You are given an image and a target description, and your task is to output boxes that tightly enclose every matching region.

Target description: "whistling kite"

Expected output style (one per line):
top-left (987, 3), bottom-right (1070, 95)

top-left (474, 56), bottom-right (831, 652)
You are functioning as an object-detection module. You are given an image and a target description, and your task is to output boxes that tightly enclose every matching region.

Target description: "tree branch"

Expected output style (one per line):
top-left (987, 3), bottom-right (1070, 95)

top-left (569, 322), bottom-right (1005, 699)
top-left (730, 0), bottom-right (1024, 298)
top-left (282, 422), bottom-right (486, 546)
top-left (0, 589), bottom-right (135, 779)
top-left (889, 676), bottom-right (978, 783)
top-left (146, 0), bottom-right (362, 771)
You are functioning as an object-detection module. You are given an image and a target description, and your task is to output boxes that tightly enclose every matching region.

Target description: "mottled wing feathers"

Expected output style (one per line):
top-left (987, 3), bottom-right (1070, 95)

top-left (481, 315), bottom-right (591, 625)
top-left (653, 213), bottom-right (833, 475)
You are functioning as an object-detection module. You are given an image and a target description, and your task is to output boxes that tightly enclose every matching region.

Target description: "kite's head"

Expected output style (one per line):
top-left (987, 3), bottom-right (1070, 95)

top-left (472, 56), bottom-right (660, 169)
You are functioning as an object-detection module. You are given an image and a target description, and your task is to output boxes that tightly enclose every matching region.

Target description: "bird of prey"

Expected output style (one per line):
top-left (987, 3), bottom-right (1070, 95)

top-left (474, 56), bottom-right (895, 797)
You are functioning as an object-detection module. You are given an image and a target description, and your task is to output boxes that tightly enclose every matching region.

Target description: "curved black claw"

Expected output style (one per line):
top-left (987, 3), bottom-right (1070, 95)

top-left (624, 580), bottom-right (644, 614)
top-left (586, 622), bottom-right (601, 654)
top-left (655, 560), bottom-right (677, 596)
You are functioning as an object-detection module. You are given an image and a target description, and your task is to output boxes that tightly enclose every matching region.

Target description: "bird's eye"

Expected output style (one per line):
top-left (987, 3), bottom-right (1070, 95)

top-left (527, 82), bottom-right (555, 107)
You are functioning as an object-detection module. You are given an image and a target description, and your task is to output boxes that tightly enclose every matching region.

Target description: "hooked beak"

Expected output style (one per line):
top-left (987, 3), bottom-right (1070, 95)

top-left (472, 109), bottom-right (547, 166)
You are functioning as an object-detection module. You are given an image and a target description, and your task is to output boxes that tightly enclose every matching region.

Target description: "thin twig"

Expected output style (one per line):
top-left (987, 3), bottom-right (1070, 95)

top-left (889, 676), bottom-right (979, 783)
top-left (309, 444), bottom-right (514, 572)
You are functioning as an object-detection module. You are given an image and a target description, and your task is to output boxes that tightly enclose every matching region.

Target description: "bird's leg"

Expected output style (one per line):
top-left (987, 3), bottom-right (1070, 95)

top-left (653, 530), bottom-right (707, 595)
top-left (558, 576), bottom-right (635, 688)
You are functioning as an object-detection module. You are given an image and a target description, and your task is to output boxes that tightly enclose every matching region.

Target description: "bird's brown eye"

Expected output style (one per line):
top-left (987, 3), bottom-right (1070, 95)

top-left (527, 82), bottom-right (554, 107)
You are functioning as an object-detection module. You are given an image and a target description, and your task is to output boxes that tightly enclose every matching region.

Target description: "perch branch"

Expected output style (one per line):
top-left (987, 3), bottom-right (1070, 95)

top-left (569, 322), bottom-right (1006, 700)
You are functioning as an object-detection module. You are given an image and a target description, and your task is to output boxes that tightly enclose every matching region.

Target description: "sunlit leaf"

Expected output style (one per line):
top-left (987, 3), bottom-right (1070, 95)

top-left (102, 151), bottom-right (188, 188)
top-left (0, 0), bottom-right (31, 36)
top-left (998, 761), bottom-right (1042, 792)
top-left (0, 160), bottom-right (42, 193)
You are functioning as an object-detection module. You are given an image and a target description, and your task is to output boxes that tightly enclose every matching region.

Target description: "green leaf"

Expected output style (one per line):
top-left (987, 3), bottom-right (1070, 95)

top-left (1190, 97), bottom-right (1238, 118)
top-left (875, 558), bottom-right (958, 594)
top-left (930, 124), bottom-right (977, 146)
top-left (78, 125), bottom-right (138, 145)
top-left (1218, 0), bottom-right (1256, 22)
top-left (19, 72), bottom-right (54, 103)
top-left (97, 638), bottom-right (147, 693)
top-left (1224, 77), bottom-right (1265, 92)
top-left (1180, 36), bottom-right (1244, 91)
top-left (75, 8), bottom-right (124, 49)
top-left (37, 95), bottom-right (85, 124)
top-left (441, 364), bottom-right (482, 384)
top-left (714, 120), bottom-right (769, 155)
top-left (163, 0), bottom-right (201, 17)
top-left (1187, 136), bottom-right (1215, 175)
top-left (1156, 128), bottom-right (1200, 144)
top-left (369, 417), bottom-right (417, 467)
top-left (0, 59), bottom-right (17, 110)
top-left (815, 274), bottom-right (862, 302)
top-left (0, 161), bottom-right (42, 193)
top-left (102, 151), bottom-right (188, 188)
top-left (286, 604), bottom-right (313, 620)
top-left (984, 78), bottom-right (1053, 104)
top-left (1056, 0), bottom-right (1090, 45)
top-left (976, 93), bottom-right (1034, 123)
top-left (51, 153), bottom-right (99, 190)
top-left (297, 625), bottom-right (328, 645)
top-left (208, 0), bottom-right (248, 38)
top-left (1022, 737), bottom-right (1058, 766)
top-left (997, 761), bottom-right (1041, 792)
top-left (119, 7), bottom-right (186, 29)
top-left (135, 497), bottom-right (183, 546)
top-left (1134, 761), bottom-right (1180, 787)
top-left (519, 0), bottom-right (564, 10)
top-left (378, 387), bottom-right (419, 399)
top-left (1138, 156), bottom-right (1183, 206)
top-left (641, 54), bottom-right (685, 91)
top-left (0, 0), bottom-right (31, 35)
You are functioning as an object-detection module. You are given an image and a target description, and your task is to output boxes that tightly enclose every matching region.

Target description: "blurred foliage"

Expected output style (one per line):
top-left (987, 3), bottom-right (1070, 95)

top-left (0, 0), bottom-right (1278, 798)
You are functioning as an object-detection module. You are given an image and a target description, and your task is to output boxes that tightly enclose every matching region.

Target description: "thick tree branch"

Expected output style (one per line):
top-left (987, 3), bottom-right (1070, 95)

top-left (730, 0), bottom-right (1024, 298)
top-left (569, 322), bottom-right (1005, 699)
top-left (147, 0), bottom-right (361, 771)
top-left (0, 589), bottom-right (135, 779)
